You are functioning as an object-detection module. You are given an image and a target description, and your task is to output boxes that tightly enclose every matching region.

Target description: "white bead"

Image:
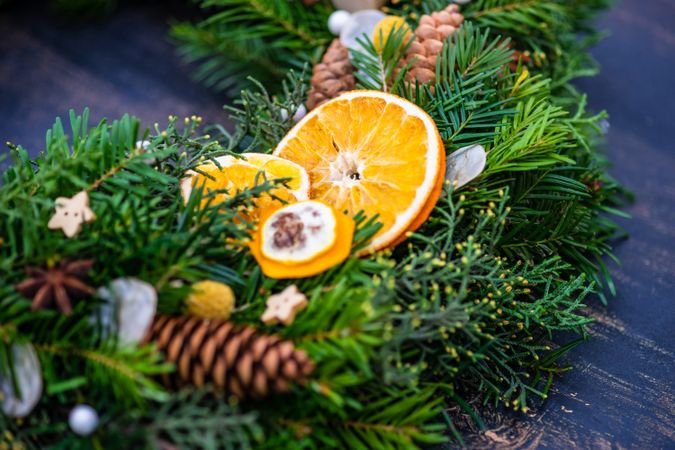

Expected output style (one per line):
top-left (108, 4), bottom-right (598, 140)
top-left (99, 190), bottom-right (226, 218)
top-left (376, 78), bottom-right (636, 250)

top-left (328, 10), bottom-right (351, 35)
top-left (293, 104), bottom-right (308, 122)
top-left (135, 139), bottom-right (151, 149)
top-left (135, 139), bottom-right (156, 164)
top-left (340, 10), bottom-right (386, 53)
top-left (69, 404), bottom-right (99, 436)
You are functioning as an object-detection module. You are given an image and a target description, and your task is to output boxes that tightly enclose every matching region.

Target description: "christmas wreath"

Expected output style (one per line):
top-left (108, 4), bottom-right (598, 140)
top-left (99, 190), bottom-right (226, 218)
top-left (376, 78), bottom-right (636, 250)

top-left (0, 0), bottom-right (627, 448)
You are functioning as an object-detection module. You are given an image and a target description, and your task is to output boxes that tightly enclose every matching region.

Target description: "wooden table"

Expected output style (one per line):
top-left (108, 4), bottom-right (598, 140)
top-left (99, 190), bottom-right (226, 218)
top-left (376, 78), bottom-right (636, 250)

top-left (1, 1), bottom-right (673, 448)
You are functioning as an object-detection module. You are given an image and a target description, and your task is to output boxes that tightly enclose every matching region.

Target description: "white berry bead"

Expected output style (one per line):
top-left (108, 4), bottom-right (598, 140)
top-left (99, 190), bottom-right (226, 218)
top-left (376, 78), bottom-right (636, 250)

top-left (339, 10), bottom-right (386, 52)
top-left (135, 139), bottom-right (151, 149)
top-left (69, 404), bottom-right (99, 436)
top-left (328, 10), bottom-right (351, 35)
top-left (293, 104), bottom-right (308, 122)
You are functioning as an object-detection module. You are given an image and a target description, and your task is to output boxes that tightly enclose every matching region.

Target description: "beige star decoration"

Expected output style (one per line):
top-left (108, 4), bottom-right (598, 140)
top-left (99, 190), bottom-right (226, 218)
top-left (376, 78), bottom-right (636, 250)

top-left (47, 191), bottom-right (95, 238)
top-left (261, 285), bottom-right (308, 326)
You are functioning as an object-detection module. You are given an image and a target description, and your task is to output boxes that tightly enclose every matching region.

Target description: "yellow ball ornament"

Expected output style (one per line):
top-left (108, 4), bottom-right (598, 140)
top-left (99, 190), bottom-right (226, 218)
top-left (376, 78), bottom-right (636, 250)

top-left (186, 280), bottom-right (235, 320)
top-left (373, 16), bottom-right (411, 53)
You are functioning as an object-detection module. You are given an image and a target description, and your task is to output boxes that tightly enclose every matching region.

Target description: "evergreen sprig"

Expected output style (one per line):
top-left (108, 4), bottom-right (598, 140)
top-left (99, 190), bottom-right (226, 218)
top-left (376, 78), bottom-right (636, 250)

top-left (136, 389), bottom-right (264, 450)
top-left (346, 20), bottom-right (626, 298)
top-left (171, 0), bottom-right (333, 94)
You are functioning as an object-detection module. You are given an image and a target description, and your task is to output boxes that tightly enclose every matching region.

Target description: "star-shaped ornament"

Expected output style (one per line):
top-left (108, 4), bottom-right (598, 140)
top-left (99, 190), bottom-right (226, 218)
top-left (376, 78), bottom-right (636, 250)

top-left (261, 285), bottom-right (308, 326)
top-left (48, 191), bottom-right (95, 238)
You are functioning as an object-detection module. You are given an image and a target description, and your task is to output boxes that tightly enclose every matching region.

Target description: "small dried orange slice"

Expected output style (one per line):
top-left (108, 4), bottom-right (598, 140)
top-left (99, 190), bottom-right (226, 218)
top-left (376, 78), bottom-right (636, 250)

top-left (250, 201), bottom-right (354, 279)
top-left (273, 91), bottom-right (444, 253)
top-left (261, 201), bottom-right (337, 263)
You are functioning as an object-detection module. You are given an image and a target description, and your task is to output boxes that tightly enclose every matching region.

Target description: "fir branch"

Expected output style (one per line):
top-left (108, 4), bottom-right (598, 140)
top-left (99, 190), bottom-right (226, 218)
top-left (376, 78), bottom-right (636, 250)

top-left (349, 26), bottom-right (412, 92)
top-left (328, 387), bottom-right (447, 449)
top-left (36, 341), bottom-right (169, 406)
top-left (141, 389), bottom-right (263, 450)
top-left (222, 69), bottom-right (309, 153)
top-left (171, 0), bottom-right (332, 93)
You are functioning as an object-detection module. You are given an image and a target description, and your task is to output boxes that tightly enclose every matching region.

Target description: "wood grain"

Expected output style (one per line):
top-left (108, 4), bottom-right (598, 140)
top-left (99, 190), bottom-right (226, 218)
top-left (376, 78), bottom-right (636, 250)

top-left (0, 3), bottom-right (228, 156)
top-left (0, 1), bottom-right (673, 448)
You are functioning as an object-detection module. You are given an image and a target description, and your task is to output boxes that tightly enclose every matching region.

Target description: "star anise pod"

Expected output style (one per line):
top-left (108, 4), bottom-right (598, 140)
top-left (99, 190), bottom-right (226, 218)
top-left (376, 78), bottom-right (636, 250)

top-left (14, 259), bottom-right (95, 315)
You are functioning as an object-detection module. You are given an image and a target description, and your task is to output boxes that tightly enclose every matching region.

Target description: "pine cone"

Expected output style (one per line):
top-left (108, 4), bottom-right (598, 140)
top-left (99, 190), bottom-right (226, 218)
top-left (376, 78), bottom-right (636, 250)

top-left (399, 5), bottom-right (464, 86)
top-left (143, 315), bottom-right (314, 398)
top-left (306, 39), bottom-right (356, 110)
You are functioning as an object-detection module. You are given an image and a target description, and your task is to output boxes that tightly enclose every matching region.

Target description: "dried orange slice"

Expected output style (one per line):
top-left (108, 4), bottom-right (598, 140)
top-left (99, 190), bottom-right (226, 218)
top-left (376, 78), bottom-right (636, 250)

top-left (180, 154), bottom-right (310, 215)
top-left (238, 153), bottom-right (310, 201)
top-left (273, 91), bottom-right (444, 253)
top-left (260, 201), bottom-right (337, 263)
top-left (250, 201), bottom-right (355, 279)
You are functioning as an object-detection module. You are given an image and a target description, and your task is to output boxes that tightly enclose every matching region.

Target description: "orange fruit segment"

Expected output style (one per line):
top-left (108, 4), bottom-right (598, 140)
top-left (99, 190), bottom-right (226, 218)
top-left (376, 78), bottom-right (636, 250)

top-left (273, 91), bottom-right (444, 253)
top-left (180, 154), bottom-right (310, 216)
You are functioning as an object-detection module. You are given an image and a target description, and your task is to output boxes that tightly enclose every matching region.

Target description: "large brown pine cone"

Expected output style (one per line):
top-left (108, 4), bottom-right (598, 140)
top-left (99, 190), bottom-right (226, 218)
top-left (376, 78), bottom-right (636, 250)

top-left (399, 4), bottom-right (464, 86)
top-left (306, 39), bottom-right (356, 110)
top-left (143, 315), bottom-right (314, 398)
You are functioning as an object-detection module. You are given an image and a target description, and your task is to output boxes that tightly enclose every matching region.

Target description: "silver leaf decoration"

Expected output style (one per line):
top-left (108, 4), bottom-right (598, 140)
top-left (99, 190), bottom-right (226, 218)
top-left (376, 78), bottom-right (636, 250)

top-left (445, 144), bottom-right (486, 189)
top-left (1, 343), bottom-right (42, 418)
top-left (95, 278), bottom-right (157, 346)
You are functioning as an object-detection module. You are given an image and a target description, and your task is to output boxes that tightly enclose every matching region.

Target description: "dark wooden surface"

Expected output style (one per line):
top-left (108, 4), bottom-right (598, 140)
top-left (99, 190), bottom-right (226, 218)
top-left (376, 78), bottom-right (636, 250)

top-left (0, 2), bottom-right (228, 153)
top-left (1, 1), bottom-right (673, 448)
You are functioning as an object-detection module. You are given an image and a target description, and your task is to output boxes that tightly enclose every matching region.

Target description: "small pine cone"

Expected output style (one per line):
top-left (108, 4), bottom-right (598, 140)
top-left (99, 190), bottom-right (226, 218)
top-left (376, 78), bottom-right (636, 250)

top-left (306, 39), bottom-right (356, 110)
top-left (143, 315), bottom-right (314, 399)
top-left (398, 4), bottom-right (464, 86)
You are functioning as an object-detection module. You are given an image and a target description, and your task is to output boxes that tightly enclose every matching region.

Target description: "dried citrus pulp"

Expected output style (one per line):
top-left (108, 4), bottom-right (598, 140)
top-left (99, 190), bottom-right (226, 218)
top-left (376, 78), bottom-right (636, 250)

top-left (250, 200), bottom-right (355, 279)
top-left (181, 153), bottom-right (310, 215)
top-left (273, 91), bottom-right (445, 253)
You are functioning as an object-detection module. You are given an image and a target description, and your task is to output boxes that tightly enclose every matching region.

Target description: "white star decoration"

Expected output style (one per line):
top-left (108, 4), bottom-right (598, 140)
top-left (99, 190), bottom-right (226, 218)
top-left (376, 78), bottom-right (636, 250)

top-left (261, 285), bottom-right (308, 326)
top-left (47, 191), bottom-right (96, 238)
